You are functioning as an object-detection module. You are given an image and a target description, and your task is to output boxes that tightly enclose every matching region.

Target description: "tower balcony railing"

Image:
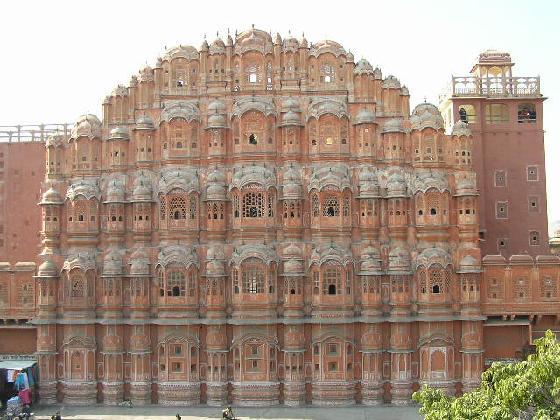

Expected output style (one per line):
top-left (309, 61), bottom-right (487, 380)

top-left (0, 124), bottom-right (71, 143)
top-left (439, 76), bottom-right (540, 101)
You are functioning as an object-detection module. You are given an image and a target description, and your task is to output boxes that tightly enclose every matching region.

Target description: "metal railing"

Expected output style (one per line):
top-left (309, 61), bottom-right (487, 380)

top-left (440, 76), bottom-right (541, 101)
top-left (0, 123), bottom-right (72, 143)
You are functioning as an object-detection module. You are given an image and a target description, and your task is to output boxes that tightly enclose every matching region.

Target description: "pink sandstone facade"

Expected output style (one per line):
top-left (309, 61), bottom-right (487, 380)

top-left (0, 29), bottom-right (559, 406)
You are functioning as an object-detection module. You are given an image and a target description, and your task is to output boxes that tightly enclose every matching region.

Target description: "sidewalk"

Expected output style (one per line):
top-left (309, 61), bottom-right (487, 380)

top-left (33, 404), bottom-right (422, 420)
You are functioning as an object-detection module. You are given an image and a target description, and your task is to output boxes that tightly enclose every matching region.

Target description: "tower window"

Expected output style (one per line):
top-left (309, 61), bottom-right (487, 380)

top-left (485, 103), bottom-right (509, 123)
top-left (527, 166), bottom-right (538, 181)
top-left (494, 170), bottom-right (506, 187)
top-left (249, 73), bottom-right (257, 83)
top-left (528, 196), bottom-right (539, 212)
top-left (498, 238), bottom-right (508, 250)
top-left (518, 103), bottom-right (536, 123)
top-left (248, 133), bottom-right (257, 145)
top-left (529, 231), bottom-right (540, 246)
top-left (496, 201), bottom-right (508, 219)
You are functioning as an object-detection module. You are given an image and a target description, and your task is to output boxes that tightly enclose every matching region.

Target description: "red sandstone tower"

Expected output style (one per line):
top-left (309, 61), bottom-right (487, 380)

top-left (439, 51), bottom-right (547, 257)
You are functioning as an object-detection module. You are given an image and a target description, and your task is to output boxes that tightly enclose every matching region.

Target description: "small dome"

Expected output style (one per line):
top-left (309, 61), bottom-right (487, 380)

top-left (388, 247), bottom-right (411, 272)
top-left (354, 108), bottom-right (376, 125)
top-left (358, 168), bottom-right (380, 197)
top-left (70, 114), bottom-right (102, 140)
top-left (108, 126), bottom-right (130, 141)
top-left (135, 115), bottom-right (155, 130)
top-left (281, 110), bottom-right (301, 126)
top-left (111, 85), bottom-right (128, 97)
top-left (452, 121), bottom-right (472, 137)
top-left (208, 99), bottom-right (226, 114)
top-left (38, 259), bottom-right (57, 277)
top-left (206, 245), bottom-right (225, 261)
top-left (382, 118), bottom-right (405, 133)
top-left (401, 85), bottom-right (409, 96)
top-left (40, 187), bottom-right (63, 204)
top-left (458, 255), bottom-right (481, 273)
top-left (387, 171), bottom-right (407, 197)
top-left (103, 251), bottom-right (123, 276)
top-left (282, 36), bottom-right (299, 51)
top-left (105, 181), bottom-right (126, 203)
top-left (284, 258), bottom-right (304, 275)
top-left (200, 39), bottom-right (209, 51)
top-left (284, 243), bottom-right (302, 258)
top-left (206, 259), bottom-right (225, 277)
top-left (207, 113), bottom-right (226, 129)
top-left (410, 103), bottom-right (445, 131)
top-left (210, 37), bottom-right (226, 52)
top-left (206, 168), bottom-right (227, 200)
top-left (354, 58), bottom-right (374, 75)
top-left (132, 178), bottom-right (152, 201)
top-left (46, 134), bottom-right (64, 148)
top-left (282, 97), bottom-right (300, 111)
top-left (382, 75), bottom-right (401, 89)
top-left (139, 65), bottom-right (153, 82)
top-left (347, 51), bottom-right (354, 62)
top-left (130, 258), bottom-right (150, 276)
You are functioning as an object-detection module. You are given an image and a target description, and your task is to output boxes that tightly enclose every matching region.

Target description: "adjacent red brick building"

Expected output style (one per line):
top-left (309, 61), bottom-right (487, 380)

top-left (0, 30), bottom-right (557, 406)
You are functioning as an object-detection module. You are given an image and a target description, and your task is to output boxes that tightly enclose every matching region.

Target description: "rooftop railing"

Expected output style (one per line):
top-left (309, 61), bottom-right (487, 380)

top-left (440, 76), bottom-right (541, 102)
top-left (0, 124), bottom-right (72, 143)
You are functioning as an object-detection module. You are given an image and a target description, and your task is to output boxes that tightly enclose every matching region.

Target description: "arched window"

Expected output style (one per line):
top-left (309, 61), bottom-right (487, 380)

top-left (485, 104), bottom-right (509, 123)
top-left (311, 194), bottom-right (320, 217)
top-left (242, 192), bottom-right (264, 218)
top-left (320, 64), bottom-right (335, 83)
top-left (323, 266), bottom-right (342, 295)
top-left (188, 195), bottom-right (197, 220)
top-left (166, 270), bottom-right (186, 297)
top-left (241, 258), bottom-right (265, 294)
top-left (169, 196), bottom-right (187, 220)
top-left (518, 103), bottom-right (536, 123)
top-left (428, 266), bottom-right (451, 295)
top-left (458, 104), bottom-right (476, 123)
top-left (322, 195), bottom-right (339, 217)
top-left (70, 274), bottom-right (85, 298)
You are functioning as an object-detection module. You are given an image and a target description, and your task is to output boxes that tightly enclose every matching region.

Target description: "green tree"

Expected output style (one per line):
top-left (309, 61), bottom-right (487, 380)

top-left (413, 330), bottom-right (560, 419)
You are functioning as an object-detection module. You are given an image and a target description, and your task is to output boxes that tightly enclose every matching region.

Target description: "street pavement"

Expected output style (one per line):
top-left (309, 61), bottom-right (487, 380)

top-left (33, 404), bottom-right (422, 419)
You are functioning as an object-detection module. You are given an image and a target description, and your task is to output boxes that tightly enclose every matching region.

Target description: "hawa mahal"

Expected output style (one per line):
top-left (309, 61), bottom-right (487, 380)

top-left (0, 27), bottom-right (557, 406)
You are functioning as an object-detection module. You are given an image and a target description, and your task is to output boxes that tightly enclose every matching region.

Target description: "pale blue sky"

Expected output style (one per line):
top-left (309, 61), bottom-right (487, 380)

top-left (1, 0), bottom-right (558, 226)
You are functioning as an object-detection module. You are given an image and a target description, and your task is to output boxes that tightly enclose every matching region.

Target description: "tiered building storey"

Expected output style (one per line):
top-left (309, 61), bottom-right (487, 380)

top-left (1, 28), bottom-right (559, 406)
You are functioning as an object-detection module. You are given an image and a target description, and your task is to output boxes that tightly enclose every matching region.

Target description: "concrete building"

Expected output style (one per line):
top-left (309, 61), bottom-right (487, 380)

top-left (0, 28), bottom-right (558, 406)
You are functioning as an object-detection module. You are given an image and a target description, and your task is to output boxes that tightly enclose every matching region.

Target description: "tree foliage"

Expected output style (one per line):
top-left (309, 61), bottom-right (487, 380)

top-left (413, 330), bottom-right (560, 419)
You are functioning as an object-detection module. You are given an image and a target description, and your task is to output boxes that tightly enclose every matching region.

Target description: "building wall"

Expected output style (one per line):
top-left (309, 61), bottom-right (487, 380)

top-left (0, 141), bottom-right (45, 262)
top-left (0, 31), bottom-right (557, 407)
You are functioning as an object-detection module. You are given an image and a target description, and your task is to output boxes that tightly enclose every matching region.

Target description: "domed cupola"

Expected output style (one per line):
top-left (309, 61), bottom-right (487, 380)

top-left (386, 169), bottom-right (407, 197)
top-left (108, 126), bottom-right (130, 141)
top-left (358, 167), bottom-right (380, 198)
top-left (354, 58), bottom-right (375, 76)
top-left (382, 118), bottom-right (406, 133)
top-left (207, 113), bottom-right (227, 129)
top-left (452, 120), bottom-right (472, 137)
top-left (354, 108), bottom-right (376, 125)
top-left (40, 186), bottom-right (63, 205)
top-left (205, 168), bottom-right (227, 201)
top-left (37, 259), bottom-right (58, 277)
top-left (132, 172), bottom-right (153, 202)
top-left (104, 179), bottom-right (126, 203)
top-left (410, 103), bottom-right (445, 131)
top-left (359, 245), bottom-right (383, 275)
top-left (281, 165), bottom-right (302, 199)
top-left (135, 115), bottom-right (155, 131)
top-left (281, 110), bottom-right (302, 127)
top-left (70, 114), bottom-right (102, 140)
